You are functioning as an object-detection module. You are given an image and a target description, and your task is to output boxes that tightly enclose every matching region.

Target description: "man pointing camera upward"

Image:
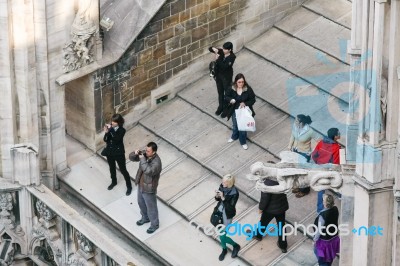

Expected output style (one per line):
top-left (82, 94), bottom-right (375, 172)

top-left (129, 142), bottom-right (162, 234)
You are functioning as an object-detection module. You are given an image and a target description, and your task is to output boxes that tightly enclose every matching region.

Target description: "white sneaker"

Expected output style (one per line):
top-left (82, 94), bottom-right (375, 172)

top-left (242, 144), bottom-right (248, 150)
top-left (228, 138), bottom-right (234, 143)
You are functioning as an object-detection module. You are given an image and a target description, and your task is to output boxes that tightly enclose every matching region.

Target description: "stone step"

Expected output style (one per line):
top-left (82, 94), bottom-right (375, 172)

top-left (275, 7), bottom-right (351, 64)
top-left (246, 28), bottom-right (350, 103)
top-left (303, 0), bottom-right (352, 29)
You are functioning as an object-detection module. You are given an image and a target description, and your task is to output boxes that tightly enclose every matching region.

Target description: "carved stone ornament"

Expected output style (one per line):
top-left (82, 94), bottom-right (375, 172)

top-left (0, 193), bottom-right (15, 230)
top-left (247, 151), bottom-right (343, 194)
top-left (76, 231), bottom-right (94, 259)
top-left (35, 200), bottom-right (56, 228)
top-left (0, 239), bottom-right (15, 266)
top-left (63, 0), bottom-right (97, 73)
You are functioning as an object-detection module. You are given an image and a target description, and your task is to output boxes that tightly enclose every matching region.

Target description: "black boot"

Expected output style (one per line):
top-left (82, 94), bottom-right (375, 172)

top-left (218, 249), bottom-right (227, 261)
top-left (231, 244), bottom-right (241, 258)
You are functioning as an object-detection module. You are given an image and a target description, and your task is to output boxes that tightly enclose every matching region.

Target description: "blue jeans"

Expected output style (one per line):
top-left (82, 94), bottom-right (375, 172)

top-left (231, 112), bottom-right (247, 145)
top-left (317, 190), bottom-right (325, 213)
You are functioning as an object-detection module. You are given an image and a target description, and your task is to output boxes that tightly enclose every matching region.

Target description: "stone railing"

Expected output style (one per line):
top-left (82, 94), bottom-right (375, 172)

top-left (0, 144), bottom-right (139, 265)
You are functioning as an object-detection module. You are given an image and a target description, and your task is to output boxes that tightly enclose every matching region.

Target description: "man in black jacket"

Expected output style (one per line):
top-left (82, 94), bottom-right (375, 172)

top-left (254, 178), bottom-right (289, 253)
top-left (209, 42), bottom-right (236, 118)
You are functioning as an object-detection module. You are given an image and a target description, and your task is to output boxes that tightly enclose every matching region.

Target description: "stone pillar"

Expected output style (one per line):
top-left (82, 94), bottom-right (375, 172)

top-left (10, 144), bottom-right (40, 186)
top-left (11, 0), bottom-right (40, 147)
top-left (339, 166), bottom-right (356, 265)
top-left (356, 0), bottom-right (386, 183)
top-left (352, 177), bottom-right (393, 265)
top-left (0, 0), bottom-right (18, 179)
top-left (393, 0), bottom-right (400, 253)
top-left (346, 0), bottom-right (363, 163)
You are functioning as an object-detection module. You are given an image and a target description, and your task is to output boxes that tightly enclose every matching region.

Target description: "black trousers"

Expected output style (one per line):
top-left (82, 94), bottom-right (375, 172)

top-left (215, 75), bottom-right (232, 110)
top-left (107, 155), bottom-right (132, 189)
top-left (255, 211), bottom-right (288, 249)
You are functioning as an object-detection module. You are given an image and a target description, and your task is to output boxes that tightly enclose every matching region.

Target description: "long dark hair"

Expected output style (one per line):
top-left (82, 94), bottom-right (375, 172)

top-left (233, 73), bottom-right (249, 89)
top-left (111, 114), bottom-right (125, 127)
top-left (297, 114), bottom-right (312, 125)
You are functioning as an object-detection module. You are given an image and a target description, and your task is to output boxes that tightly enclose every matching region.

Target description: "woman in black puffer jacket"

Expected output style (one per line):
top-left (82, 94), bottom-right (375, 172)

top-left (215, 174), bottom-right (240, 261)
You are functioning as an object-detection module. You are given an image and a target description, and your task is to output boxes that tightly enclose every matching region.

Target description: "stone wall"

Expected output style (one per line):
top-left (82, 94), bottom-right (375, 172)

top-left (65, 76), bottom-right (96, 151)
top-left (70, 0), bottom-right (306, 149)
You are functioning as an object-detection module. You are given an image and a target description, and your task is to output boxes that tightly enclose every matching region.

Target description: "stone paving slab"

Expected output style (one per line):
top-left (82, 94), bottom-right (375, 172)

top-left (140, 98), bottom-right (194, 132)
top-left (253, 117), bottom-right (293, 154)
top-left (247, 28), bottom-right (350, 103)
top-left (101, 187), bottom-right (182, 242)
top-left (240, 220), bottom-right (305, 265)
top-left (156, 108), bottom-right (220, 148)
top-left (273, 238), bottom-right (317, 266)
top-left (183, 123), bottom-right (233, 162)
top-left (303, 0), bottom-right (352, 29)
top-left (286, 191), bottom-right (318, 224)
top-left (145, 219), bottom-right (247, 266)
top-left (157, 157), bottom-right (210, 201)
top-left (275, 7), bottom-right (321, 35)
top-left (170, 174), bottom-right (223, 217)
top-left (206, 144), bottom-right (265, 176)
top-left (276, 7), bottom-right (351, 63)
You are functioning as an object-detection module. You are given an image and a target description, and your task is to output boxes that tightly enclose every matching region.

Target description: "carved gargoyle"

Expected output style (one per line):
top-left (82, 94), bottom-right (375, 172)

top-left (247, 151), bottom-right (343, 194)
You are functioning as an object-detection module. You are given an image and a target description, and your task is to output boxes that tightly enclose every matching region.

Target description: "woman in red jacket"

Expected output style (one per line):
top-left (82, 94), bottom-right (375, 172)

top-left (311, 128), bottom-right (341, 213)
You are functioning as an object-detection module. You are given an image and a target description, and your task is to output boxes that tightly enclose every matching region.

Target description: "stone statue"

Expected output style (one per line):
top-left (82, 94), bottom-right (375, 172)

top-left (247, 151), bottom-right (343, 194)
top-left (380, 77), bottom-right (388, 141)
top-left (63, 0), bottom-right (97, 73)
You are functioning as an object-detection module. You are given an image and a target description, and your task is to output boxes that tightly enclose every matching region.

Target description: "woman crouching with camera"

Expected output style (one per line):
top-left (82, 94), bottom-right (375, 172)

top-left (214, 174), bottom-right (240, 261)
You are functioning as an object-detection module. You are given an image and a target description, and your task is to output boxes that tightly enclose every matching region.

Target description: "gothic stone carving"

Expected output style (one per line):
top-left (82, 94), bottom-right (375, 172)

top-left (66, 231), bottom-right (96, 266)
top-left (32, 200), bottom-right (62, 264)
top-left (63, 0), bottom-right (97, 73)
top-left (0, 239), bottom-right (14, 266)
top-left (247, 151), bottom-right (343, 194)
top-left (0, 193), bottom-right (15, 230)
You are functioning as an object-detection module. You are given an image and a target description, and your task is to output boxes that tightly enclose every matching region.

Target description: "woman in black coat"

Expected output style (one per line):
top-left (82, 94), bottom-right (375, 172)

top-left (215, 174), bottom-right (240, 261)
top-left (209, 42), bottom-right (236, 118)
top-left (224, 73), bottom-right (256, 150)
top-left (103, 114), bottom-right (132, 196)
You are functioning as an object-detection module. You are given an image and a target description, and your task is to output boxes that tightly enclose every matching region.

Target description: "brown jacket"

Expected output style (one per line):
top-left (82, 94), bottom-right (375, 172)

top-left (129, 153), bottom-right (162, 193)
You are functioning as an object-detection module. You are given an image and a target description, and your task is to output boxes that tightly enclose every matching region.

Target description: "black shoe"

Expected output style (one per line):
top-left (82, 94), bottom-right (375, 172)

top-left (277, 241), bottom-right (287, 253)
top-left (231, 244), bottom-right (240, 258)
top-left (108, 183), bottom-right (116, 190)
top-left (218, 249), bottom-right (227, 261)
top-left (126, 188), bottom-right (132, 196)
top-left (136, 219), bottom-right (150, 226)
top-left (220, 112), bottom-right (227, 118)
top-left (146, 226), bottom-right (159, 234)
top-left (215, 107), bottom-right (223, 116)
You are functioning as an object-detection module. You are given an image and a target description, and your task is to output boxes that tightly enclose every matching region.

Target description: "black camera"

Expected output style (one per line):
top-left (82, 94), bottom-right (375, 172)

top-left (138, 150), bottom-right (146, 155)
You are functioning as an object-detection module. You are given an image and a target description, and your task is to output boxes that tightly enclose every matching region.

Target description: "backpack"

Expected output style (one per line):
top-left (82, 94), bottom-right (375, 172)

top-left (209, 61), bottom-right (217, 79)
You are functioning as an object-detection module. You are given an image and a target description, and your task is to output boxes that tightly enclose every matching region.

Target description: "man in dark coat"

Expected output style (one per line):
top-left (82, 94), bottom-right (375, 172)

top-left (253, 178), bottom-right (289, 253)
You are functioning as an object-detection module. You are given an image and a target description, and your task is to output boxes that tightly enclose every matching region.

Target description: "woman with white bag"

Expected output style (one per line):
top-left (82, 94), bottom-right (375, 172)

top-left (224, 73), bottom-right (256, 150)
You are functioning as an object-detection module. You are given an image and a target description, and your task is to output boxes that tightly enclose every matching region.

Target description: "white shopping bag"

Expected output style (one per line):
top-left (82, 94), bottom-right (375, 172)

top-left (235, 106), bottom-right (256, 132)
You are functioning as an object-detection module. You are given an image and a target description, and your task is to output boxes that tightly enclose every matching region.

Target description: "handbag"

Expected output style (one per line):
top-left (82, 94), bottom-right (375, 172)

top-left (235, 106), bottom-right (256, 132)
top-left (101, 146), bottom-right (110, 157)
top-left (210, 202), bottom-right (224, 226)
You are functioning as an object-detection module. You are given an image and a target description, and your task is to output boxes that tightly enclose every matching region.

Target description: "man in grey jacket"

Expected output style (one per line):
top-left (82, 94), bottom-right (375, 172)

top-left (129, 142), bottom-right (162, 234)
